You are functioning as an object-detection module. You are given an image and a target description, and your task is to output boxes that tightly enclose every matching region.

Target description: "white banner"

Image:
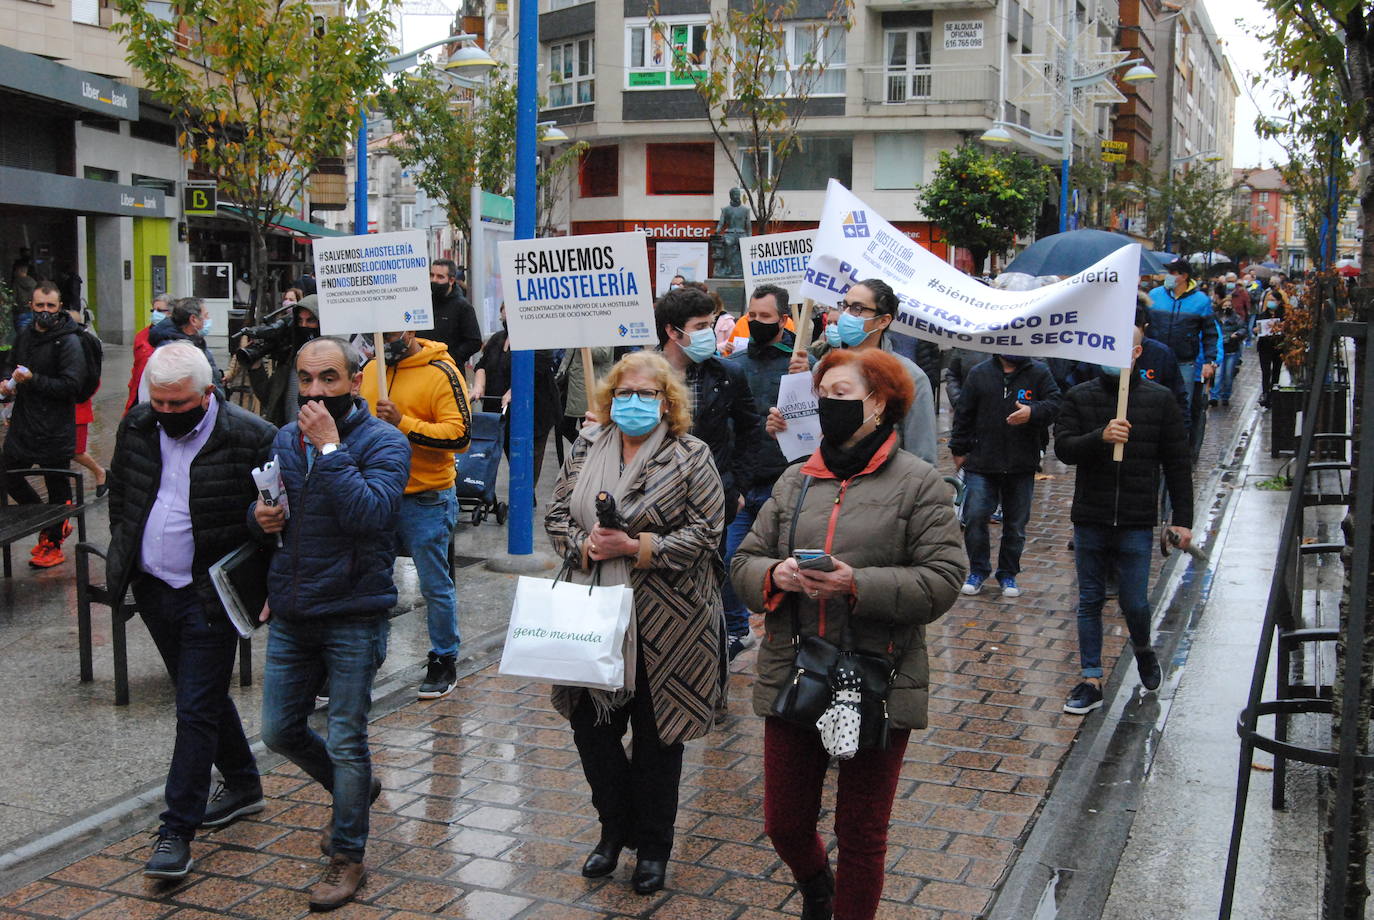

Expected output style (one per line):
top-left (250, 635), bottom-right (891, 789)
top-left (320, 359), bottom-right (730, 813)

top-left (655, 242), bottom-right (709, 294)
top-left (742, 229), bottom-right (814, 306)
top-left (312, 230), bottom-right (431, 335)
top-left (499, 232), bottom-right (657, 351)
top-left (801, 181), bottom-right (1139, 367)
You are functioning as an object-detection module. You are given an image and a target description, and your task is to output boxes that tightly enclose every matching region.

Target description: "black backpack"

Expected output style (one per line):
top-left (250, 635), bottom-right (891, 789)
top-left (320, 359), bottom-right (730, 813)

top-left (72, 327), bottom-right (102, 403)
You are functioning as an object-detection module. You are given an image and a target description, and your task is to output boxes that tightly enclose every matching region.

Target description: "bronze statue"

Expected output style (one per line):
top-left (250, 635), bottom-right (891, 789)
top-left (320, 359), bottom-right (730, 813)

top-left (712, 188), bottom-right (750, 278)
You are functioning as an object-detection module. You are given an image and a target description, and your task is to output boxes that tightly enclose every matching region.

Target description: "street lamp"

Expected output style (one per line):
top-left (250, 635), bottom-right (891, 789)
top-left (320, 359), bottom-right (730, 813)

top-left (536, 121), bottom-right (571, 145)
top-left (355, 34), bottom-right (497, 235)
top-left (981, 56), bottom-right (1155, 233)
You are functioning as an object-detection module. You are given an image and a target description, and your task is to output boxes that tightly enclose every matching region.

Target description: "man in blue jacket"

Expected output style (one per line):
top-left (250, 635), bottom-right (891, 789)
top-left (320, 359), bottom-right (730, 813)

top-left (251, 337), bottom-right (409, 912)
top-left (1147, 260), bottom-right (1221, 419)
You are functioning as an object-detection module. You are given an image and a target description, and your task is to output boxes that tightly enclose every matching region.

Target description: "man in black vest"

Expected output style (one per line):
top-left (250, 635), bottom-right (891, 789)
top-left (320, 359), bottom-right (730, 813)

top-left (106, 342), bottom-right (277, 879)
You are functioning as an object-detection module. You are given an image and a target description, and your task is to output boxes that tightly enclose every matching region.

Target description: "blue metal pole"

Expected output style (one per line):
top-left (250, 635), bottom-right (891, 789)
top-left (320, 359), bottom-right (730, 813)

top-left (355, 115), bottom-right (367, 233)
top-left (508, 0), bottom-right (538, 555)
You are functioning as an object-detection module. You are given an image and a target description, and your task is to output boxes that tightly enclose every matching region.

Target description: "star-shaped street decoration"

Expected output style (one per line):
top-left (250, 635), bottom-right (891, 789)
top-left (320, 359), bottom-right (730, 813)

top-left (1011, 21), bottom-right (1129, 136)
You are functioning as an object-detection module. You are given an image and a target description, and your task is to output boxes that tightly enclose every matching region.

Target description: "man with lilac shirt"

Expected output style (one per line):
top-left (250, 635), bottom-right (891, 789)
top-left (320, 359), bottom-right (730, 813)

top-left (105, 342), bottom-right (276, 880)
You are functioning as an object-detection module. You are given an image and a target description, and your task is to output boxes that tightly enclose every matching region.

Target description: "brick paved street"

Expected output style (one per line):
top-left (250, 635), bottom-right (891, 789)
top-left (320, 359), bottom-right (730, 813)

top-left (0, 366), bottom-right (1258, 920)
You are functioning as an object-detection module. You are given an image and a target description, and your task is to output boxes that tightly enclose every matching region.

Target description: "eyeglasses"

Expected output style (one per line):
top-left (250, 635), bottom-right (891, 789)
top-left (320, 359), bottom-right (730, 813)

top-left (838, 301), bottom-right (878, 317)
top-left (612, 388), bottom-right (663, 400)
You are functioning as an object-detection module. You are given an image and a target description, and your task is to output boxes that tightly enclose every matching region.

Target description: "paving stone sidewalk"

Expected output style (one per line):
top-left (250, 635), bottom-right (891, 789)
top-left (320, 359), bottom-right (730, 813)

top-left (0, 368), bottom-right (1257, 920)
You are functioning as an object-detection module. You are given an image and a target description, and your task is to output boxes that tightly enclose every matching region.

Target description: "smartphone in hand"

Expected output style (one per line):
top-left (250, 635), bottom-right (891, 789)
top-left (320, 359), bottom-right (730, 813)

top-left (793, 549), bottom-right (835, 572)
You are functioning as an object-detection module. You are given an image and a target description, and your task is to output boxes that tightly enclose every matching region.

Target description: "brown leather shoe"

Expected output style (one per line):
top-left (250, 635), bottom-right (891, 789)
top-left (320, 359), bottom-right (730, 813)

top-left (309, 854), bottom-right (365, 911)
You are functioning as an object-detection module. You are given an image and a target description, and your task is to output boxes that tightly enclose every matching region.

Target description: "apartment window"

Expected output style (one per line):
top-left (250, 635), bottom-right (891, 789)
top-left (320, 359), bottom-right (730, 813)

top-left (549, 38), bottom-right (595, 107)
top-left (874, 135), bottom-right (922, 190)
top-left (1259, 191), bottom-right (1269, 203)
top-left (72, 0), bottom-right (99, 25)
top-left (84, 165), bottom-right (118, 182)
top-left (747, 22), bottom-right (846, 97)
top-left (400, 204), bottom-right (415, 229)
top-left (647, 143), bottom-right (713, 195)
top-left (740, 137), bottom-right (852, 191)
top-left (579, 145), bottom-right (618, 198)
top-left (884, 27), bottom-right (932, 101)
top-left (626, 19), bottom-right (707, 88)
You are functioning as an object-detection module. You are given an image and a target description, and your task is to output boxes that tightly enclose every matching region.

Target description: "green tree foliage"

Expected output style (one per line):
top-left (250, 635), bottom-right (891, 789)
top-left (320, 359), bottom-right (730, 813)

top-left (653, 0), bottom-right (850, 233)
top-left (112, 0), bottom-right (399, 316)
top-left (1211, 219), bottom-right (1271, 266)
top-left (379, 66), bottom-right (587, 244)
top-left (915, 142), bottom-right (1051, 270)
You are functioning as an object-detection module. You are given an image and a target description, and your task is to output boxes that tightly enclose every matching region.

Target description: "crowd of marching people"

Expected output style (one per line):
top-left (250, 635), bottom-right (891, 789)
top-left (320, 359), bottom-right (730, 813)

top-left (0, 249), bottom-right (1301, 916)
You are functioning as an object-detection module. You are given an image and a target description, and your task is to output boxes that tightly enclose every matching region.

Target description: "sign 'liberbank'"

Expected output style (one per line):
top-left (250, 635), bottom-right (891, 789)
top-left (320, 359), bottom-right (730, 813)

top-left (0, 46), bottom-right (140, 120)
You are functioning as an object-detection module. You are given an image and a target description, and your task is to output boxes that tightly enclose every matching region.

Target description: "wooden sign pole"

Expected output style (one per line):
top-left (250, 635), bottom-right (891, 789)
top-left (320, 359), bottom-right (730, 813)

top-left (1112, 369), bottom-right (1129, 462)
top-left (373, 331), bottom-right (388, 399)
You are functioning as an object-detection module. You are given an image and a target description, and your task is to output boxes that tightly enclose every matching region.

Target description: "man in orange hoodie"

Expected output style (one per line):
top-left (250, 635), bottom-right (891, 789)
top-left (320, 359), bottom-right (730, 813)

top-left (360, 330), bottom-right (471, 699)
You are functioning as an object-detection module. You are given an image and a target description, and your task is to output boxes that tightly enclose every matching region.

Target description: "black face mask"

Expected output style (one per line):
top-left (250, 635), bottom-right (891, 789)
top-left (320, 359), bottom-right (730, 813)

top-left (297, 392), bottom-right (355, 426)
top-left (32, 310), bottom-right (60, 332)
top-left (383, 338), bottom-right (409, 366)
top-left (747, 319), bottom-right (780, 344)
top-left (292, 325), bottom-right (319, 350)
top-left (430, 281), bottom-right (450, 299)
top-left (156, 403), bottom-right (207, 439)
top-left (817, 396), bottom-right (869, 445)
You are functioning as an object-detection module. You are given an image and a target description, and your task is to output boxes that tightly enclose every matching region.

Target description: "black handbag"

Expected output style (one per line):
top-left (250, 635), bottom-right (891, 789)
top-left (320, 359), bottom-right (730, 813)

top-left (768, 476), bottom-right (900, 751)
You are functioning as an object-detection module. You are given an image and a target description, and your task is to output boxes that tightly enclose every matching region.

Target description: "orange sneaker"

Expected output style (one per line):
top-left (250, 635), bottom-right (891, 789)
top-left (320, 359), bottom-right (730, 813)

top-left (29, 540), bottom-right (66, 568)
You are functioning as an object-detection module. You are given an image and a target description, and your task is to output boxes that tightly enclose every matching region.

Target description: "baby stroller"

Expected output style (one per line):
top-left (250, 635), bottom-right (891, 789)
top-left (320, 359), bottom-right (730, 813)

top-left (455, 399), bottom-right (508, 526)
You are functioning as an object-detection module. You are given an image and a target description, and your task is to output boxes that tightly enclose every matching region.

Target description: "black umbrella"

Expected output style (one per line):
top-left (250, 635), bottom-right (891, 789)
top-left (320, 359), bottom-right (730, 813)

top-left (1005, 229), bottom-right (1167, 277)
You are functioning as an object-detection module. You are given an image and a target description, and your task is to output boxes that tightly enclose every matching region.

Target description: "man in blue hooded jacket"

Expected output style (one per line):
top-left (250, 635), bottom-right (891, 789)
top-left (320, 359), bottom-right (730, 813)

top-left (251, 336), bottom-right (410, 912)
top-left (1147, 259), bottom-right (1222, 420)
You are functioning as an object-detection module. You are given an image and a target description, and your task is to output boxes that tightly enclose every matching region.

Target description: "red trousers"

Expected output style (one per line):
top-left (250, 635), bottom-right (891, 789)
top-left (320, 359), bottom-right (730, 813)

top-left (763, 716), bottom-right (911, 920)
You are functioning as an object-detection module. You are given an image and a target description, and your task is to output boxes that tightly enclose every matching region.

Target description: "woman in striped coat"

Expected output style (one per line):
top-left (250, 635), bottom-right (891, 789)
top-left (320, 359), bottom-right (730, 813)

top-left (544, 350), bottom-right (726, 897)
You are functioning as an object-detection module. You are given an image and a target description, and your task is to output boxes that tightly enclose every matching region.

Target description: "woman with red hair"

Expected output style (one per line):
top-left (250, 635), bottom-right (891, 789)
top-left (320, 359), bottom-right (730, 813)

top-left (731, 347), bottom-right (967, 919)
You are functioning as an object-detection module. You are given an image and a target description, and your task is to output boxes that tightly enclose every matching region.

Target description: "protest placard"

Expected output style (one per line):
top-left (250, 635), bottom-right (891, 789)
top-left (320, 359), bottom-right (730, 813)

top-left (313, 229), bottom-right (431, 336)
top-left (499, 232), bottom-right (657, 351)
top-left (799, 180), bottom-right (1139, 369)
top-left (742, 229), bottom-right (814, 306)
top-left (775, 371), bottom-right (821, 461)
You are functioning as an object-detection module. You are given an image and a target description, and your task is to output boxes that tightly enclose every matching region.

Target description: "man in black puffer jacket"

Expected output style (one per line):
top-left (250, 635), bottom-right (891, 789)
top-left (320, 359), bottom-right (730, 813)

top-left (949, 354), bottom-right (1061, 599)
top-left (105, 342), bottom-right (276, 880)
top-left (1054, 328), bottom-right (1193, 717)
top-left (1, 281), bottom-right (86, 568)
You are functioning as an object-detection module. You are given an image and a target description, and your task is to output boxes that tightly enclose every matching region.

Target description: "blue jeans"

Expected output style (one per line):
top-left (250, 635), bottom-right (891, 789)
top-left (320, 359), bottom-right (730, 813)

top-left (262, 615), bottom-right (389, 860)
top-left (1211, 352), bottom-right (1240, 402)
top-left (720, 483), bottom-right (772, 637)
top-left (962, 471), bottom-right (1034, 581)
top-left (134, 576), bottom-right (259, 839)
top-left (396, 487), bottom-right (459, 657)
top-left (1073, 524), bottom-right (1154, 678)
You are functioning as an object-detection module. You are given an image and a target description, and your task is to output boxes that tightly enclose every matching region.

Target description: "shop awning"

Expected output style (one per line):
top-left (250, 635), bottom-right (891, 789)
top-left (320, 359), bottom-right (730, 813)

top-left (219, 205), bottom-right (348, 238)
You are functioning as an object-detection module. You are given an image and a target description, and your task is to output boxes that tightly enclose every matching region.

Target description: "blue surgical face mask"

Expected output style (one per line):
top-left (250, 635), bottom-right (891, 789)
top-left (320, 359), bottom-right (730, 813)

top-left (610, 394), bottom-right (662, 436)
top-left (201, 315), bottom-right (214, 336)
top-left (1163, 274), bottom-right (1178, 291)
top-left (1226, 282), bottom-right (1236, 291)
top-left (837, 311), bottom-right (872, 348)
top-left (676, 326), bottom-right (717, 363)
top-left (824, 322), bottom-right (842, 347)
top-left (150, 309), bottom-right (166, 325)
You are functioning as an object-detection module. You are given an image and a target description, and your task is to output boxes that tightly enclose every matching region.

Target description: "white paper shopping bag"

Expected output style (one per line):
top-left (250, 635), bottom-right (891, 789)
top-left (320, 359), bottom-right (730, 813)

top-left (498, 574), bottom-right (635, 691)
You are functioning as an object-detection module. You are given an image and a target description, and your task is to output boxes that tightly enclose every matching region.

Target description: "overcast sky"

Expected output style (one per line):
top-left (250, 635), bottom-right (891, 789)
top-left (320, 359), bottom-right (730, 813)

top-left (394, 0), bottom-right (1293, 170)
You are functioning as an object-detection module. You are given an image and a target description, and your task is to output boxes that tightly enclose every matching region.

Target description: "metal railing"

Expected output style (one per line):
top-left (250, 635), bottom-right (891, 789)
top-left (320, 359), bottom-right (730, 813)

top-left (857, 64), bottom-right (1000, 107)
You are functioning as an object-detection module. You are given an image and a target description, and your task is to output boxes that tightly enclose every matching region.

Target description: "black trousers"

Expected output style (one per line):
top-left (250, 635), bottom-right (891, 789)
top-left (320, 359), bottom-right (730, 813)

top-left (134, 576), bottom-right (259, 838)
top-left (569, 653), bottom-right (684, 861)
top-left (3, 449), bottom-right (72, 543)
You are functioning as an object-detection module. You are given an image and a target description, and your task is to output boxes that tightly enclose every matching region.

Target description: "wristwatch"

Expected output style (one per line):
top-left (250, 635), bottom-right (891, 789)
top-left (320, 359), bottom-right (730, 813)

top-left (320, 442), bottom-right (339, 456)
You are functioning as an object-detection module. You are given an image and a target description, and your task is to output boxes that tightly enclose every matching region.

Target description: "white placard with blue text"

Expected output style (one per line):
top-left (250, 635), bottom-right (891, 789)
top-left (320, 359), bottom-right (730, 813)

top-left (499, 232), bottom-right (657, 351)
top-left (312, 229), bottom-right (431, 335)
top-left (800, 180), bottom-right (1139, 367)
top-left (742, 229), bottom-right (814, 307)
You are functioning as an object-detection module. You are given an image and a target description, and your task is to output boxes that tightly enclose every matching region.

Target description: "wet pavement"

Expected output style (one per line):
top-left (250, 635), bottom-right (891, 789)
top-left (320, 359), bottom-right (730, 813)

top-left (0, 350), bottom-right (1324, 919)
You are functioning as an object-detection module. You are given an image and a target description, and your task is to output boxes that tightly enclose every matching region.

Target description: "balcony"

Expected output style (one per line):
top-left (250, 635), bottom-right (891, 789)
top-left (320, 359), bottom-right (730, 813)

top-left (859, 64), bottom-right (999, 116)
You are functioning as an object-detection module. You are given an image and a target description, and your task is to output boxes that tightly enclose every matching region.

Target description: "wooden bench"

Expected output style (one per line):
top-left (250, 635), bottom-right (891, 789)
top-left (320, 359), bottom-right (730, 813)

top-left (0, 469), bottom-right (91, 577)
